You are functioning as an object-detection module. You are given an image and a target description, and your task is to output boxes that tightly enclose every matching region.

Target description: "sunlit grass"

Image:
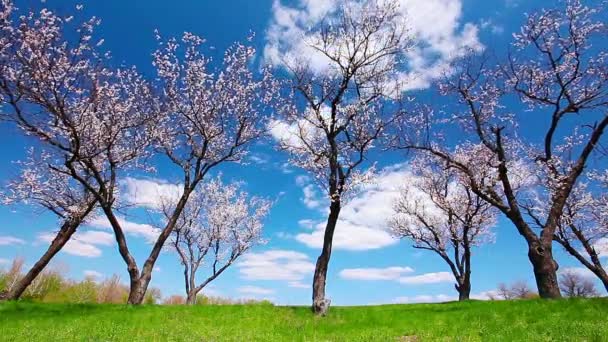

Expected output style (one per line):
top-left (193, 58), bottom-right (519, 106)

top-left (1, 299), bottom-right (607, 341)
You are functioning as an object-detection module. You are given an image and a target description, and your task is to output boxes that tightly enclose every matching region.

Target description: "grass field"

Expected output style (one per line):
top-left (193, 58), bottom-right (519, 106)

top-left (1, 299), bottom-right (607, 341)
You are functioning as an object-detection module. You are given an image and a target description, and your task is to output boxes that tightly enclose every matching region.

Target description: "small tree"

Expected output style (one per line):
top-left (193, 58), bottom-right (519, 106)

top-left (497, 281), bottom-right (538, 300)
top-left (167, 177), bottom-right (269, 304)
top-left (389, 155), bottom-right (496, 300)
top-left (559, 270), bottom-right (598, 298)
top-left (274, 0), bottom-right (412, 315)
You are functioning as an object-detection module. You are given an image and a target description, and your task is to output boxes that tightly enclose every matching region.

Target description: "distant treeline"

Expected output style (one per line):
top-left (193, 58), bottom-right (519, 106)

top-left (0, 257), bottom-right (271, 305)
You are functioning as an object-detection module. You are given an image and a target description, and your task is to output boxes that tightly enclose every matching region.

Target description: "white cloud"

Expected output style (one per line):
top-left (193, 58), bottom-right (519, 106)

top-left (73, 230), bottom-right (115, 246)
top-left (480, 18), bottom-right (504, 35)
top-left (295, 165), bottom-right (408, 250)
top-left (268, 119), bottom-right (306, 149)
top-left (339, 266), bottom-right (414, 281)
top-left (297, 219), bottom-right (316, 230)
top-left (296, 220), bottom-right (397, 251)
top-left (393, 293), bottom-right (456, 303)
top-left (398, 271), bottom-right (454, 284)
top-left (560, 267), bottom-right (596, 279)
top-left (0, 258), bottom-right (10, 265)
top-left (120, 177), bottom-right (182, 210)
top-left (238, 250), bottom-right (315, 283)
top-left (339, 266), bottom-right (452, 286)
top-left (504, 0), bottom-right (520, 8)
top-left (280, 162), bottom-right (295, 174)
top-left (394, 289), bottom-right (504, 303)
top-left (238, 286), bottom-right (276, 295)
top-left (593, 238), bottom-right (608, 258)
top-left (288, 281), bottom-right (311, 289)
top-left (302, 184), bottom-right (322, 209)
top-left (88, 215), bottom-right (160, 243)
top-left (295, 175), bottom-right (310, 186)
top-left (84, 270), bottom-right (103, 279)
top-left (0, 236), bottom-right (25, 246)
top-left (37, 230), bottom-right (114, 258)
top-left (471, 289), bottom-right (502, 300)
top-left (265, 0), bottom-right (483, 91)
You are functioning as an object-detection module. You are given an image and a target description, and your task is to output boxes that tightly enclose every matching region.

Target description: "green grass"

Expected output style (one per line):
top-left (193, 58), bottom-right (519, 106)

top-left (1, 299), bottom-right (607, 341)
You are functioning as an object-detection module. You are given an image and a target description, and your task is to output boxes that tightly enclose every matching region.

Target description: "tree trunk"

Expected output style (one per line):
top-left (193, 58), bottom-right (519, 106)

top-left (0, 199), bottom-right (96, 301)
top-left (312, 201), bottom-right (341, 316)
top-left (458, 248), bottom-right (471, 301)
top-left (0, 219), bottom-right (78, 301)
top-left (528, 241), bottom-right (561, 299)
top-left (126, 188), bottom-right (195, 305)
top-left (598, 271), bottom-right (608, 293)
top-left (127, 280), bottom-right (147, 305)
top-left (554, 230), bottom-right (608, 293)
top-left (458, 284), bottom-right (471, 301)
top-left (186, 291), bottom-right (197, 305)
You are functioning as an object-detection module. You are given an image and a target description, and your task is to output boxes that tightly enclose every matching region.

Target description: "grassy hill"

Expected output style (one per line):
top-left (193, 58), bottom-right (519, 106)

top-left (1, 299), bottom-right (607, 341)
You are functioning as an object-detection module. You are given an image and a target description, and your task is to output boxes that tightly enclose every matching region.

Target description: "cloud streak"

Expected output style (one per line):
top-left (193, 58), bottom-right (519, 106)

top-left (238, 250), bottom-right (315, 284)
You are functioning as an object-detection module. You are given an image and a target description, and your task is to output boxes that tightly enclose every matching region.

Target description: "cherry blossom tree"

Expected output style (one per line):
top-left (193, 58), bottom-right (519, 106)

top-left (69, 32), bottom-right (278, 304)
top-left (166, 177), bottom-right (270, 304)
top-left (0, 150), bottom-right (97, 300)
top-left (0, 2), bottom-right (131, 300)
top-left (399, 0), bottom-right (608, 298)
top-left (389, 155), bottom-right (497, 300)
top-left (0, 5), bottom-right (159, 304)
top-left (547, 172), bottom-right (608, 292)
top-left (0, 1), bottom-right (277, 304)
top-left (272, 0), bottom-right (412, 314)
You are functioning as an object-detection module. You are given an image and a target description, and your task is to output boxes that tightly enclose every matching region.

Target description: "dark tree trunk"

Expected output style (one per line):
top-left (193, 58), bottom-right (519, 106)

top-left (312, 201), bottom-right (341, 316)
top-left (458, 246), bottom-right (472, 301)
top-left (599, 271), bottom-right (608, 293)
top-left (0, 219), bottom-right (78, 301)
top-left (0, 201), bottom-right (95, 301)
top-left (457, 282), bottom-right (471, 301)
top-left (503, 209), bottom-right (562, 299)
top-left (127, 281), bottom-right (146, 305)
top-left (528, 241), bottom-right (561, 299)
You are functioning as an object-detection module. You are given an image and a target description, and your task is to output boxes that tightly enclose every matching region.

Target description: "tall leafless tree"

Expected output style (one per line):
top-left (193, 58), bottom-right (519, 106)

top-left (559, 270), bottom-right (599, 298)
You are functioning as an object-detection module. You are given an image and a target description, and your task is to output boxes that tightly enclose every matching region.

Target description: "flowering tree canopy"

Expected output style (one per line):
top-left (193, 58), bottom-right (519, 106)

top-left (390, 155), bottom-right (497, 300)
top-left (0, 1), bottom-right (136, 301)
top-left (167, 176), bottom-right (270, 304)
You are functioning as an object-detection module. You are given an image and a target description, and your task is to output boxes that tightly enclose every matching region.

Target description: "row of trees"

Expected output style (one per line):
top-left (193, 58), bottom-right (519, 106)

top-left (0, 0), bottom-right (606, 315)
top-left (3, 256), bottom-right (598, 305)
top-left (0, 0), bottom-right (277, 305)
top-left (388, 0), bottom-right (608, 302)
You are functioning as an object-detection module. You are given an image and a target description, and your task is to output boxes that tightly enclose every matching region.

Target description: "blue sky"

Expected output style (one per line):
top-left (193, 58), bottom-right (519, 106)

top-left (1, 0), bottom-right (605, 305)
